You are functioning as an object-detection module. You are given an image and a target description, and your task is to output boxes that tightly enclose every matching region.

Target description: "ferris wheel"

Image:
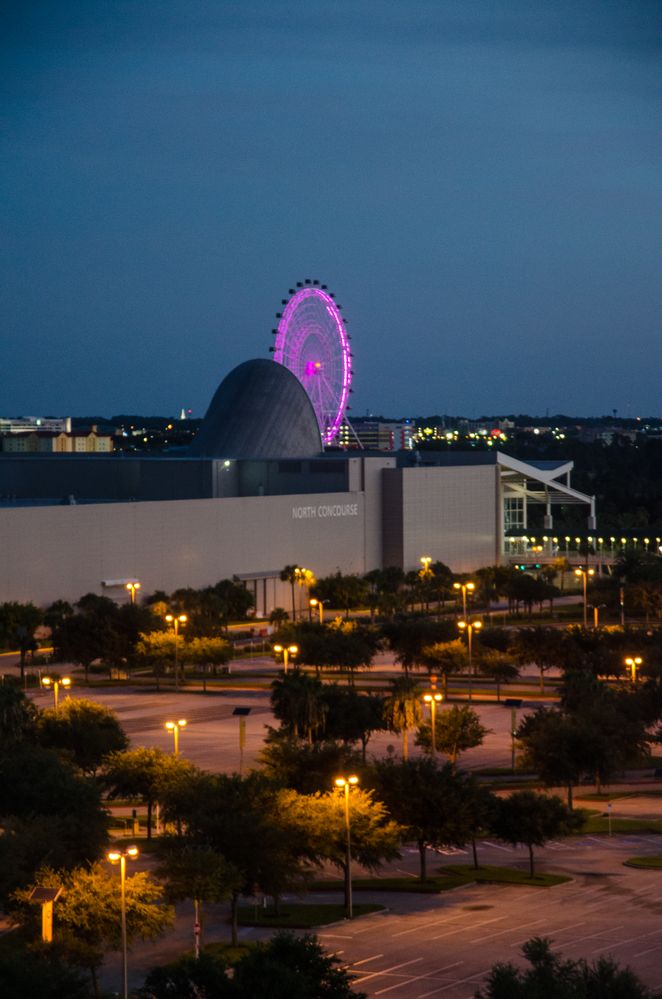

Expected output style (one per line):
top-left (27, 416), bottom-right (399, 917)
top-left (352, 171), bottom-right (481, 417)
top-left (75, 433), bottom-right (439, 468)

top-left (270, 280), bottom-right (352, 445)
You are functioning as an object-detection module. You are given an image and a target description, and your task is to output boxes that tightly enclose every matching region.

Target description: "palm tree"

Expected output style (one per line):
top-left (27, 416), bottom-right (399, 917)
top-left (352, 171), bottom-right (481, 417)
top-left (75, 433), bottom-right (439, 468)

top-left (270, 669), bottom-right (327, 745)
top-left (280, 565), bottom-right (301, 621)
top-left (382, 675), bottom-right (422, 760)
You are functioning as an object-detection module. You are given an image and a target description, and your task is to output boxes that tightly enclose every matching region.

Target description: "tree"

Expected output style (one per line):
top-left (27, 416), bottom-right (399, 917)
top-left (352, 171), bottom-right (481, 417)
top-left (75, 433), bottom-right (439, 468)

top-left (0, 940), bottom-right (92, 999)
top-left (416, 704), bottom-right (489, 767)
top-left (52, 596), bottom-right (120, 683)
top-left (134, 631), bottom-right (177, 688)
top-left (185, 635), bottom-right (233, 674)
top-left (511, 627), bottom-right (566, 694)
top-left (280, 565), bottom-right (302, 620)
top-left (103, 747), bottom-right (197, 839)
top-left (311, 573), bottom-right (369, 618)
top-left (232, 932), bottom-right (368, 999)
top-left (0, 745), bottom-right (108, 901)
top-left (37, 698), bottom-right (128, 775)
top-left (15, 863), bottom-right (172, 997)
top-left (280, 786), bottom-right (402, 913)
top-left (258, 734), bottom-right (363, 794)
top-left (139, 952), bottom-right (233, 999)
top-left (157, 844), bottom-right (241, 954)
top-left (474, 936), bottom-right (661, 999)
top-left (170, 772), bottom-right (307, 945)
top-left (0, 601), bottom-right (42, 680)
top-left (371, 757), bottom-right (476, 880)
top-left (477, 650), bottom-right (520, 701)
top-left (382, 675), bottom-right (423, 760)
top-left (324, 687), bottom-right (386, 760)
top-left (517, 708), bottom-right (611, 808)
top-left (0, 685), bottom-right (38, 745)
top-left (271, 669), bottom-right (327, 744)
top-left (139, 932), bottom-right (368, 999)
top-left (382, 618), bottom-right (456, 673)
top-left (490, 791), bottom-right (582, 877)
top-left (420, 639), bottom-right (468, 697)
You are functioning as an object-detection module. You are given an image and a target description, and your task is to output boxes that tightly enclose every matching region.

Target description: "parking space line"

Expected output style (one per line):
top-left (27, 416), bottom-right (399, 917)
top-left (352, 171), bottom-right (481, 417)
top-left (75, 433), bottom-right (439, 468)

top-left (562, 924), bottom-right (624, 948)
top-left (481, 840), bottom-right (514, 852)
top-left (588, 926), bottom-right (662, 954)
top-left (374, 961), bottom-right (463, 995)
top-left (417, 968), bottom-right (490, 996)
top-left (354, 957), bottom-right (423, 985)
top-left (431, 916), bottom-right (504, 940)
top-left (351, 953), bottom-right (383, 966)
top-left (470, 919), bottom-right (545, 943)
top-left (633, 944), bottom-right (662, 958)
top-left (391, 915), bottom-right (462, 938)
top-left (509, 921), bottom-right (586, 946)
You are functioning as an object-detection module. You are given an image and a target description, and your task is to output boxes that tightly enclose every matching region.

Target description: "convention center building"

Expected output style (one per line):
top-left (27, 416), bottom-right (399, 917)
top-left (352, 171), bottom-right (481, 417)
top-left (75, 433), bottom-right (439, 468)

top-left (0, 360), bottom-right (595, 611)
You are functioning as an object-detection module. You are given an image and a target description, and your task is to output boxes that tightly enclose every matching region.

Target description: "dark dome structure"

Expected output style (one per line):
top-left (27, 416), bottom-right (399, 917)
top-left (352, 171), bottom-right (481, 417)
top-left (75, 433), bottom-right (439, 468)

top-left (190, 358), bottom-right (323, 459)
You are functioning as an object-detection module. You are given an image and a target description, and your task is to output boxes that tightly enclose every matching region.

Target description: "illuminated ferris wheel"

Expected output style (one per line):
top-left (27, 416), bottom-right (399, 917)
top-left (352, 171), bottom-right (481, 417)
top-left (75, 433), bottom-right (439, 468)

top-left (270, 280), bottom-right (352, 445)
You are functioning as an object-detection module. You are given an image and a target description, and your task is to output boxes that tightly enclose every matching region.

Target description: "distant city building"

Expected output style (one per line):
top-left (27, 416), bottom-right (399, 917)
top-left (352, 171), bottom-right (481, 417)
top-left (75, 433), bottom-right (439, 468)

top-left (339, 419), bottom-right (414, 451)
top-left (1, 426), bottom-right (114, 454)
top-left (0, 416), bottom-right (72, 434)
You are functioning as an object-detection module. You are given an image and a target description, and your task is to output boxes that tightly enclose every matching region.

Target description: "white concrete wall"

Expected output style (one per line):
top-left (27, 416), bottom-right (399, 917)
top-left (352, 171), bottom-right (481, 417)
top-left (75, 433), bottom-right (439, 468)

top-left (0, 491), bottom-right (367, 606)
top-left (399, 465), bottom-right (499, 572)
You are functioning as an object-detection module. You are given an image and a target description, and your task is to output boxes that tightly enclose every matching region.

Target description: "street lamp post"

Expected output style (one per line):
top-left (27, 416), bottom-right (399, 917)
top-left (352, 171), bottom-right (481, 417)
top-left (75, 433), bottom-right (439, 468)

top-left (165, 718), bottom-right (187, 755)
top-left (457, 619), bottom-right (482, 701)
top-left (574, 567), bottom-right (595, 629)
top-left (273, 643), bottom-right (298, 674)
top-left (107, 845), bottom-right (139, 999)
top-left (165, 613), bottom-right (187, 689)
top-left (41, 675), bottom-right (71, 710)
top-left (309, 598), bottom-right (325, 625)
top-left (453, 580), bottom-right (475, 619)
top-left (423, 692), bottom-right (443, 756)
top-left (125, 580), bottom-right (141, 604)
top-left (625, 656), bottom-right (643, 684)
top-left (334, 775), bottom-right (359, 919)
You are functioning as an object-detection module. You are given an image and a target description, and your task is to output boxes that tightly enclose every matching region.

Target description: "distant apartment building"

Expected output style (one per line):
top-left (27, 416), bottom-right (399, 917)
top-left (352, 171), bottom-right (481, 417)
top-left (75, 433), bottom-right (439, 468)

top-left (1, 426), bottom-right (114, 453)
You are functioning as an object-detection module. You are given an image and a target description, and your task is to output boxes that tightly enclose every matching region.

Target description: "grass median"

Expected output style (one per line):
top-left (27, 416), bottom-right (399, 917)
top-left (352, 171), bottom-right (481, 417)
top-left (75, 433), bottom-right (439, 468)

top-left (238, 902), bottom-right (384, 927)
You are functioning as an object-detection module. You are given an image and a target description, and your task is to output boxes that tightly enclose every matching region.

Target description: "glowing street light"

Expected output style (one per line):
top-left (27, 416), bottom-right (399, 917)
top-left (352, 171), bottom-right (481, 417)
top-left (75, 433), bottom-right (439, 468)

top-left (165, 613), bottom-right (187, 689)
top-left (165, 718), bottom-right (187, 755)
top-left (625, 656), bottom-right (643, 684)
top-left (273, 643), bottom-right (298, 673)
top-left (107, 845), bottom-right (139, 999)
top-left (457, 619), bottom-right (482, 700)
top-left (423, 691), bottom-right (443, 755)
top-left (574, 567), bottom-right (595, 628)
top-left (125, 580), bottom-right (141, 604)
top-left (309, 598), bottom-right (325, 624)
top-left (41, 675), bottom-right (71, 710)
top-left (453, 580), bottom-right (475, 618)
top-left (334, 775), bottom-right (359, 918)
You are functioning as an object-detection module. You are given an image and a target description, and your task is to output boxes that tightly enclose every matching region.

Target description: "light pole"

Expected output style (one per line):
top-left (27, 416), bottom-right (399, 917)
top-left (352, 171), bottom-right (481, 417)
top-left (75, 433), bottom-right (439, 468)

top-left (574, 567), bottom-right (595, 628)
top-left (423, 691), bottom-right (443, 755)
top-left (165, 718), bottom-right (187, 755)
top-left (453, 580), bottom-right (475, 619)
top-left (309, 598), bottom-right (325, 624)
top-left (457, 619), bottom-right (482, 701)
top-left (334, 775), bottom-right (359, 919)
top-left (625, 656), bottom-right (643, 684)
top-left (273, 643), bottom-right (298, 674)
top-left (41, 675), bottom-right (71, 710)
top-left (165, 613), bottom-right (187, 689)
top-left (107, 845), bottom-right (139, 999)
top-left (125, 580), bottom-right (141, 604)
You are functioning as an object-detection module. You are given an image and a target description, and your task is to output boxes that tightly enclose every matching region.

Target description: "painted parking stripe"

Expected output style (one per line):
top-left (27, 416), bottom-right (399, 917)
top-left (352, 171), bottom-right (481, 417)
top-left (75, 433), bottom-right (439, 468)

top-left (374, 961), bottom-right (463, 995)
top-left (354, 957), bottom-right (423, 984)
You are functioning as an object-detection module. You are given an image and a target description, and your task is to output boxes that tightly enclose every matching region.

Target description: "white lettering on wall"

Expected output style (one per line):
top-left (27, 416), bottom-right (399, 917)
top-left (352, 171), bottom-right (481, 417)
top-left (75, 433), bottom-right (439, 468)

top-left (292, 503), bottom-right (358, 520)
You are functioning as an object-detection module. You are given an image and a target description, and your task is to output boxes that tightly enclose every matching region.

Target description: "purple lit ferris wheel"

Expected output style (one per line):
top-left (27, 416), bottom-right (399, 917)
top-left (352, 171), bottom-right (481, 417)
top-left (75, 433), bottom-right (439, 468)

top-left (271, 281), bottom-right (352, 445)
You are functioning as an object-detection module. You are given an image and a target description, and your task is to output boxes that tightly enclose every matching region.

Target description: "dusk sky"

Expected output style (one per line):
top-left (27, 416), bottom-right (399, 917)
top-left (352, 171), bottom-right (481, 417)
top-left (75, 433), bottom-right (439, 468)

top-left (2, 1), bottom-right (661, 420)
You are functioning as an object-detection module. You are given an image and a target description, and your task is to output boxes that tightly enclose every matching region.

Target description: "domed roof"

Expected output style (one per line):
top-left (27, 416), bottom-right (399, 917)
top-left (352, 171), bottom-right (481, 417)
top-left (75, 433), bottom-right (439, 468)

top-left (190, 358), bottom-right (323, 459)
